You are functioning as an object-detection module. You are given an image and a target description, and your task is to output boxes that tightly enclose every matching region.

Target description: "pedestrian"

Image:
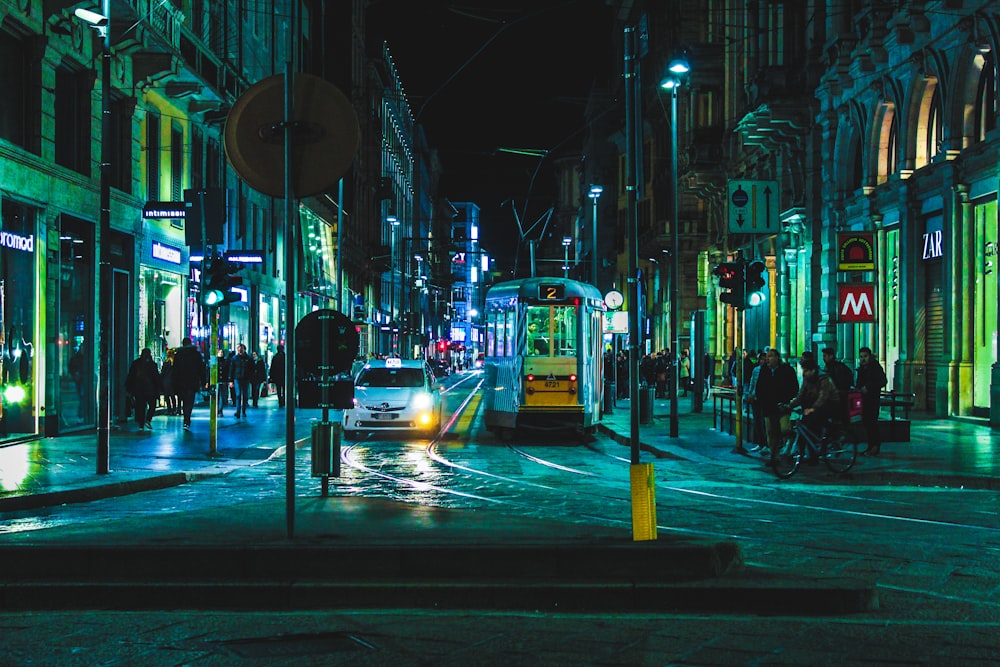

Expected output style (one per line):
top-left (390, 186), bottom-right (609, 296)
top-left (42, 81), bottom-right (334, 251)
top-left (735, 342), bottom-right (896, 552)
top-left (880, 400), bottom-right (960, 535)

top-left (744, 350), bottom-right (768, 450)
top-left (822, 346), bottom-right (854, 422)
top-left (250, 350), bottom-right (268, 407)
top-left (228, 343), bottom-right (251, 418)
top-left (161, 348), bottom-right (177, 415)
top-left (856, 346), bottom-right (888, 456)
top-left (172, 337), bottom-right (207, 431)
top-left (269, 344), bottom-right (286, 408)
top-left (679, 348), bottom-right (692, 397)
top-left (125, 348), bottom-right (162, 431)
top-left (653, 350), bottom-right (669, 399)
top-left (754, 348), bottom-right (799, 460)
top-left (216, 349), bottom-right (230, 415)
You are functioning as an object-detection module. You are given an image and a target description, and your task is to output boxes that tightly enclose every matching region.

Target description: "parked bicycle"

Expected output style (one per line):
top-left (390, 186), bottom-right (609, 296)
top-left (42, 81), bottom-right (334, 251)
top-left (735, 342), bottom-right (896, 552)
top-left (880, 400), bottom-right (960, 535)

top-left (771, 405), bottom-right (859, 478)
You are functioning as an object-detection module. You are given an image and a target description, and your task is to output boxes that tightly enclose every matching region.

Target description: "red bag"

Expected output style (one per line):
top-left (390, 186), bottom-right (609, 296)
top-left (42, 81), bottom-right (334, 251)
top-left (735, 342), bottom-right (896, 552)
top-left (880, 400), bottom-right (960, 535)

top-left (847, 390), bottom-right (863, 422)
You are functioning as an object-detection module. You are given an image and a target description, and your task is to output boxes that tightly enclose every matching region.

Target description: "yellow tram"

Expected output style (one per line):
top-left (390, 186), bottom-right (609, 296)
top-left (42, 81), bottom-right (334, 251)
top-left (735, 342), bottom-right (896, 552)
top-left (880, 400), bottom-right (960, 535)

top-left (482, 277), bottom-right (605, 438)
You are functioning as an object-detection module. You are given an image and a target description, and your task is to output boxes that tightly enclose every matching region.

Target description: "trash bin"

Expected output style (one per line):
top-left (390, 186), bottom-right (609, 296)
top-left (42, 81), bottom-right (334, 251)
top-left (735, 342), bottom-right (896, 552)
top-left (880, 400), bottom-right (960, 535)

top-left (603, 381), bottom-right (616, 414)
top-left (639, 387), bottom-right (654, 424)
top-left (311, 421), bottom-right (341, 477)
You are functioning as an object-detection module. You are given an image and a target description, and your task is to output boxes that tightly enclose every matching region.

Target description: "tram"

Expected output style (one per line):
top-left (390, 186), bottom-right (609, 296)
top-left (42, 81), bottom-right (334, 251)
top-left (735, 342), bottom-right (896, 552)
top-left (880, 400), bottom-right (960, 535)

top-left (481, 277), bottom-right (605, 437)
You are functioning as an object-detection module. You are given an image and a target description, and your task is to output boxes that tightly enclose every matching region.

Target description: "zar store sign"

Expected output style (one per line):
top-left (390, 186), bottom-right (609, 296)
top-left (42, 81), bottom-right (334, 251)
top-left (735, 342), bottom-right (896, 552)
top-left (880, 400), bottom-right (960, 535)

top-left (838, 283), bottom-right (875, 323)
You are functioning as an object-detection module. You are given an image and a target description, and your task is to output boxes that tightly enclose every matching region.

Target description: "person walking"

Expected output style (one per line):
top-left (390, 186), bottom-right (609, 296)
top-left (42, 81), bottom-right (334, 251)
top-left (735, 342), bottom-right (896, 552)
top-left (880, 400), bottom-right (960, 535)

top-left (856, 346), bottom-right (888, 456)
top-left (269, 344), bottom-right (286, 408)
top-left (125, 348), bottom-right (162, 431)
top-left (161, 348), bottom-right (177, 415)
top-left (754, 348), bottom-right (799, 460)
top-left (228, 343), bottom-right (251, 418)
top-left (172, 337), bottom-right (207, 431)
top-left (250, 351), bottom-right (268, 407)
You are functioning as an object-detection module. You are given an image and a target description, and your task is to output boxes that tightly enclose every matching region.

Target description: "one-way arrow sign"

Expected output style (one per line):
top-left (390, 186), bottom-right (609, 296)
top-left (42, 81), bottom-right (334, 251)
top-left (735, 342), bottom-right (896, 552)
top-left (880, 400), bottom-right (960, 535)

top-left (728, 180), bottom-right (780, 234)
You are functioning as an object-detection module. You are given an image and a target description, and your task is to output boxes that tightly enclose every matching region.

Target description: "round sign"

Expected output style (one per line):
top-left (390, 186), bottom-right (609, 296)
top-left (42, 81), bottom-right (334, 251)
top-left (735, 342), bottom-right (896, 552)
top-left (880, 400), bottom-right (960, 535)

top-left (731, 186), bottom-right (749, 208)
top-left (225, 73), bottom-right (360, 198)
top-left (295, 309), bottom-right (360, 376)
top-left (604, 290), bottom-right (624, 310)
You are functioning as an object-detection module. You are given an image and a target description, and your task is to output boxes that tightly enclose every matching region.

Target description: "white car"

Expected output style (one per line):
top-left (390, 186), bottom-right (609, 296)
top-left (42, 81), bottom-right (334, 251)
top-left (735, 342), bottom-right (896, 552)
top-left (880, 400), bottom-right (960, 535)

top-left (343, 358), bottom-right (443, 437)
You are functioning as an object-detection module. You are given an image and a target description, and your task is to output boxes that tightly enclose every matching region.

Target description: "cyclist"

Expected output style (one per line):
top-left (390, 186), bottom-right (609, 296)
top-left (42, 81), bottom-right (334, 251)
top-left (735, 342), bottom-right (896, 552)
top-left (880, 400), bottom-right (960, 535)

top-left (783, 358), bottom-right (839, 462)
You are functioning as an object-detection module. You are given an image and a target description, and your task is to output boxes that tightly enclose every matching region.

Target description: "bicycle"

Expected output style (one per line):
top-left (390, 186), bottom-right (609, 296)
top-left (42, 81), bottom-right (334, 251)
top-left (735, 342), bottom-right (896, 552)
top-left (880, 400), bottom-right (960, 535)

top-left (770, 405), bottom-right (859, 479)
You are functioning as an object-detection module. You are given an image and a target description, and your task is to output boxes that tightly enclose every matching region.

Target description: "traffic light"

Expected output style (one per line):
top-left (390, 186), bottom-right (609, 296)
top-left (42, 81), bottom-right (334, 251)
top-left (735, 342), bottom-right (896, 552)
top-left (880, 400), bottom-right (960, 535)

top-left (201, 256), bottom-right (243, 308)
top-left (713, 260), bottom-right (745, 310)
top-left (745, 260), bottom-right (767, 308)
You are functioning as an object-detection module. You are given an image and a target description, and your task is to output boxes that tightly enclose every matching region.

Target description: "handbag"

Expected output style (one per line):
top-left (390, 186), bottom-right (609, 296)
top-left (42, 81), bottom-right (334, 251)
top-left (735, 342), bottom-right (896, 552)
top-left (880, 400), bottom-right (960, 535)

top-left (846, 390), bottom-right (863, 422)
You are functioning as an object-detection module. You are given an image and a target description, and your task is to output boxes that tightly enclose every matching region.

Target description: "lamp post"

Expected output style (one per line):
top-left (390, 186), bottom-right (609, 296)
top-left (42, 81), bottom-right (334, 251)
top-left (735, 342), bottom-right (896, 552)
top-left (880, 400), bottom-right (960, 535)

top-left (77, 2), bottom-right (112, 474)
top-left (588, 185), bottom-right (603, 287)
top-left (660, 55), bottom-right (690, 439)
top-left (387, 215), bottom-right (399, 354)
top-left (562, 236), bottom-right (571, 278)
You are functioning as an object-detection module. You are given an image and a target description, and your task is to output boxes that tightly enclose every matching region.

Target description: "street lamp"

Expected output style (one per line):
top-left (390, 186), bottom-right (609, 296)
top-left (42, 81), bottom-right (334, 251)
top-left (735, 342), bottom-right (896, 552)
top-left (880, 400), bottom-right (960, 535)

top-left (562, 236), bottom-right (572, 278)
top-left (660, 54), bottom-right (690, 439)
top-left (77, 1), bottom-right (112, 474)
top-left (387, 215), bottom-right (399, 353)
top-left (588, 185), bottom-right (603, 287)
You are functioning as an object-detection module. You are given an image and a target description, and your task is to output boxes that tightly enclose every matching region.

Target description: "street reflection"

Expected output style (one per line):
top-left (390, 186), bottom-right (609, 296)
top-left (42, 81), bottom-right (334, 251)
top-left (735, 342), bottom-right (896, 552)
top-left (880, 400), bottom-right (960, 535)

top-left (0, 442), bottom-right (33, 493)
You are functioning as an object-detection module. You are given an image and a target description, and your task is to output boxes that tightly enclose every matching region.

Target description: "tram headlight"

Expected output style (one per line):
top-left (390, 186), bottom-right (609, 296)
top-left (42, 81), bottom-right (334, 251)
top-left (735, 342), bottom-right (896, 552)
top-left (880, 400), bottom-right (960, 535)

top-left (569, 374), bottom-right (577, 382)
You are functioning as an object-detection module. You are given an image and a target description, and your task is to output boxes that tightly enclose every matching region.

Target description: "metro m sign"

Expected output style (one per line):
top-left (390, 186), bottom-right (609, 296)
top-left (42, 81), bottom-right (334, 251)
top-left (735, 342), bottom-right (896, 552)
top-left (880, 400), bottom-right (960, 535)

top-left (839, 283), bottom-right (876, 323)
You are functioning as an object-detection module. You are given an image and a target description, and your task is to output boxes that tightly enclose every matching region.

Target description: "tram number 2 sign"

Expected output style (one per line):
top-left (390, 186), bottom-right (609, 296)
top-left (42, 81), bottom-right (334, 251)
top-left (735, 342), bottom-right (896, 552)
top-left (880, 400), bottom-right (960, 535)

top-left (838, 283), bottom-right (875, 323)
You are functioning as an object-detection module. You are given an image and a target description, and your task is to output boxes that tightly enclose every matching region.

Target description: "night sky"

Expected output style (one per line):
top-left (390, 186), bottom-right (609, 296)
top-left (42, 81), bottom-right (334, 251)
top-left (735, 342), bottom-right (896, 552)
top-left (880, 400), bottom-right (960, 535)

top-left (366, 0), bottom-right (616, 271)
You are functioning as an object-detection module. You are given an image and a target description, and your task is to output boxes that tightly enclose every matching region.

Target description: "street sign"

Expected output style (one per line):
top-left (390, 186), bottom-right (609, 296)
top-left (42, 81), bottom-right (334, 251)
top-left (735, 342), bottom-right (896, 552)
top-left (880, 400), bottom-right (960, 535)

top-left (295, 309), bottom-right (360, 409)
top-left (838, 232), bottom-right (876, 271)
top-left (728, 180), bottom-right (780, 234)
top-left (838, 283), bottom-right (876, 322)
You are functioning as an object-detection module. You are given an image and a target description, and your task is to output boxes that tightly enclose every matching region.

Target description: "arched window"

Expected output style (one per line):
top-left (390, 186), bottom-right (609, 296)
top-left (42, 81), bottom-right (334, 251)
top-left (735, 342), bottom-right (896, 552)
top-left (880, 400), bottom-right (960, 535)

top-left (876, 105), bottom-right (897, 184)
top-left (975, 52), bottom-right (997, 143)
top-left (924, 87), bottom-right (942, 162)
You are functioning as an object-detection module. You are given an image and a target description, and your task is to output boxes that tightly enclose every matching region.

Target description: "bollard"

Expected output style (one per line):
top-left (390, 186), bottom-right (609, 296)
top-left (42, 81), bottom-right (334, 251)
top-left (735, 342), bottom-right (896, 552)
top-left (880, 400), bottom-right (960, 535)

top-left (603, 381), bottom-right (616, 414)
top-left (639, 387), bottom-right (654, 424)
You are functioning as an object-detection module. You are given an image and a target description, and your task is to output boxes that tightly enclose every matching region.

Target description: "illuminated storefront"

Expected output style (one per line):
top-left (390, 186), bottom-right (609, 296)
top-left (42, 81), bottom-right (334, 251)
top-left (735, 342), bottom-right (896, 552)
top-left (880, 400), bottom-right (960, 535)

top-left (138, 230), bottom-right (188, 364)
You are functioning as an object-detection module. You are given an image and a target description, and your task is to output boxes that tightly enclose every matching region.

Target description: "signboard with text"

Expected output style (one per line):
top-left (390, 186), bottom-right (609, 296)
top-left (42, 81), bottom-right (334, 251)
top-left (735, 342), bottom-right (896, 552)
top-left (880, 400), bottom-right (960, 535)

top-left (838, 232), bottom-right (876, 271)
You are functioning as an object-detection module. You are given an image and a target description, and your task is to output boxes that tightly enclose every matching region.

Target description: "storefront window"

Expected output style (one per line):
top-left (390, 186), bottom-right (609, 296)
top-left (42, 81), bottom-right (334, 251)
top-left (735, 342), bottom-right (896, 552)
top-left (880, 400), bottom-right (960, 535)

top-left (1, 200), bottom-right (39, 441)
top-left (139, 267), bottom-right (184, 363)
top-left (58, 216), bottom-right (94, 431)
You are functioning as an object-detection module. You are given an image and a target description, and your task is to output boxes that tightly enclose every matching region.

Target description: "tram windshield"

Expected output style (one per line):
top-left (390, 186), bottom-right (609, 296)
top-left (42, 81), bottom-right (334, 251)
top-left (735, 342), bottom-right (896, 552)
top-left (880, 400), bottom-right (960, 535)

top-left (526, 305), bottom-right (576, 356)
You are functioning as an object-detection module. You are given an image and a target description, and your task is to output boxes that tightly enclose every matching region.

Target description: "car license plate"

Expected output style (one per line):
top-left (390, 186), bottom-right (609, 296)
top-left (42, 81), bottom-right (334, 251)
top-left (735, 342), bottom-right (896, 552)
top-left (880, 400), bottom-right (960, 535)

top-left (371, 412), bottom-right (397, 420)
top-left (544, 381), bottom-right (562, 389)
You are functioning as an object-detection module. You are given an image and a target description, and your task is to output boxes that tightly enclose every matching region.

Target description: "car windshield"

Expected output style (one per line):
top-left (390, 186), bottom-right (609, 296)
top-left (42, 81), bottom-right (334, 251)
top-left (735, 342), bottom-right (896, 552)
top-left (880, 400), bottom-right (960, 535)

top-left (357, 367), bottom-right (424, 388)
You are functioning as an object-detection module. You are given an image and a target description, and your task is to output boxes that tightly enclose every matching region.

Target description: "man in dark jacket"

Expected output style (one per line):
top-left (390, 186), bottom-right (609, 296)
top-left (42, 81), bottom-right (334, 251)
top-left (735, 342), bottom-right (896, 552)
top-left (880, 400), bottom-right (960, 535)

top-left (754, 348), bottom-right (799, 458)
top-left (856, 346), bottom-right (888, 456)
top-left (228, 343), bottom-right (251, 418)
top-left (172, 337), bottom-right (206, 430)
top-left (268, 344), bottom-right (286, 408)
top-left (125, 348), bottom-right (162, 431)
top-left (822, 347), bottom-right (854, 421)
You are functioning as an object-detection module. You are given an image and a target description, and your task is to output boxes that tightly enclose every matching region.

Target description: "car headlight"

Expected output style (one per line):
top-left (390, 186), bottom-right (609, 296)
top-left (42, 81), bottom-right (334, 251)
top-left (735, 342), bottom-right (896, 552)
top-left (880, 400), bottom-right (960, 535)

top-left (411, 392), bottom-right (433, 409)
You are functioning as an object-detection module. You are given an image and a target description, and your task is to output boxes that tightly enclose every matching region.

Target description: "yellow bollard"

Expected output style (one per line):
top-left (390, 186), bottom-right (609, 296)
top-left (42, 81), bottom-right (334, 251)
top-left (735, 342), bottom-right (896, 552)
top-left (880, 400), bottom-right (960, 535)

top-left (629, 462), bottom-right (657, 541)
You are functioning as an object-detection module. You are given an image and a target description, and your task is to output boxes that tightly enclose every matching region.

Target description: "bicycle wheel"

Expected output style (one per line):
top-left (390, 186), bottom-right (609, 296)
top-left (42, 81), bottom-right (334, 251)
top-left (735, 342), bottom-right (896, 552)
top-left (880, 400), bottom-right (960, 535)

top-left (822, 427), bottom-right (858, 473)
top-left (771, 431), bottom-right (801, 478)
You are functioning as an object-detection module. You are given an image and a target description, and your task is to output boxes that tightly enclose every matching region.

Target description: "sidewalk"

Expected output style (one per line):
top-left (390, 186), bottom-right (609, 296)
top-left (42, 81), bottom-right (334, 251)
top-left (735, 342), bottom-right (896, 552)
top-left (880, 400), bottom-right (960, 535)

top-left (597, 391), bottom-right (1000, 489)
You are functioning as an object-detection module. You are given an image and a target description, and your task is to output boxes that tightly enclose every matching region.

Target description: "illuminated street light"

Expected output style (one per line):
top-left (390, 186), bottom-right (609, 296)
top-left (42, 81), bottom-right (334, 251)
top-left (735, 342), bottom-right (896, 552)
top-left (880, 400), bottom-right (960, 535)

top-left (660, 55), bottom-right (691, 439)
top-left (588, 185), bottom-right (603, 287)
top-left (562, 236), bottom-right (572, 278)
top-left (77, 1), bottom-right (112, 474)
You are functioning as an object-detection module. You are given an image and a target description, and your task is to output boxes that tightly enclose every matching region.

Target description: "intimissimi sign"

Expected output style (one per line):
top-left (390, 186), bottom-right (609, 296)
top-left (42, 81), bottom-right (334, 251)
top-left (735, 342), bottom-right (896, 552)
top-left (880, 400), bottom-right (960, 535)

top-left (0, 231), bottom-right (34, 252)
